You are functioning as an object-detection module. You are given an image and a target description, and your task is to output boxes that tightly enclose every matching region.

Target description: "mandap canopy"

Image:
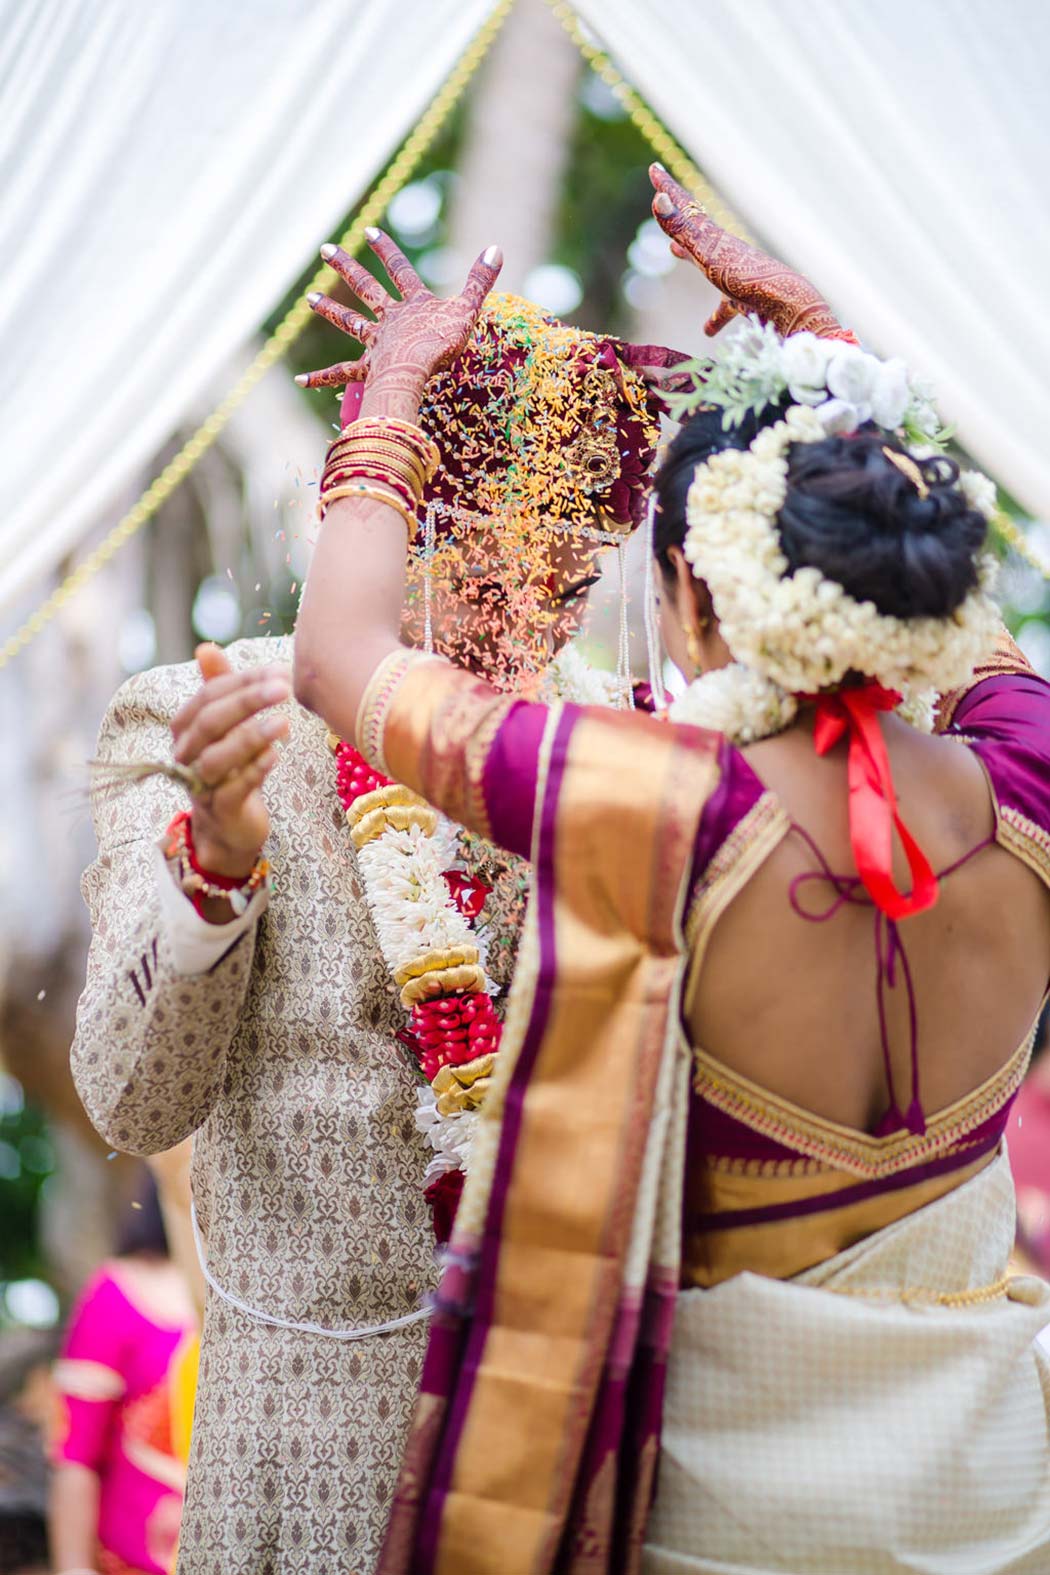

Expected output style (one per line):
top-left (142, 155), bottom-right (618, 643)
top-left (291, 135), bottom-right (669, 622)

top-left (2, 0), bottom-right (1049, 644)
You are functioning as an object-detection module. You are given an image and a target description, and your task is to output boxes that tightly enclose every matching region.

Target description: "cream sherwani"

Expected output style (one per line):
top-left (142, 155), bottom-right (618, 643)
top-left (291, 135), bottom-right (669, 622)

top-left (72, 637), bottom-right (439, 1575)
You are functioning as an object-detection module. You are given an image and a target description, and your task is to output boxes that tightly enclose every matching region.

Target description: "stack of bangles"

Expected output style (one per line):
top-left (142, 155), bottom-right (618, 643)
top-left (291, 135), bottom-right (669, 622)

top-left (318, 416), bottom-right (441, 535)
top-left (164, 810), bottom-right (271, 918)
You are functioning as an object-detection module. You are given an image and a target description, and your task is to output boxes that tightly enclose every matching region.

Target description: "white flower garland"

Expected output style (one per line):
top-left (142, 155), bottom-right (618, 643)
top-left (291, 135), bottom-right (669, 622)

top-left (683, 404), bottom-right (1001, 709)
top-left (669, 663), bottom-right (798, 741)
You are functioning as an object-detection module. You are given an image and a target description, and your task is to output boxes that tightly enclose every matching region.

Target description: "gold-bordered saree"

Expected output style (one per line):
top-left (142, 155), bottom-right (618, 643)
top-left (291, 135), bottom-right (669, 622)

top-left (357, 642), bottom-right (1050, 1573)
top-left (357, 650), bottom-right (722, 1575)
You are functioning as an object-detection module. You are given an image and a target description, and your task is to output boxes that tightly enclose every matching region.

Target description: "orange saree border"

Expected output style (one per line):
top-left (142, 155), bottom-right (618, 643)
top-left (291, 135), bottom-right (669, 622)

top-left (367, 661), bottom-right (722, 1574)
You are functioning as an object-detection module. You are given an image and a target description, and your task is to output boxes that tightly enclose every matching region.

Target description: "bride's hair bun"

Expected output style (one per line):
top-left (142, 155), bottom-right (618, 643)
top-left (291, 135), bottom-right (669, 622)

top-left (653, 406), bottom-right (986, 621)
top-left (779, 432), bottom-right (986, 619)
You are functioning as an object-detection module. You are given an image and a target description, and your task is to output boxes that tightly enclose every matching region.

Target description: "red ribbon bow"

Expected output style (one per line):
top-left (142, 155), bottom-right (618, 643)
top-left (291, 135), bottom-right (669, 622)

top-left (812, 683), bottom-right (938, 922)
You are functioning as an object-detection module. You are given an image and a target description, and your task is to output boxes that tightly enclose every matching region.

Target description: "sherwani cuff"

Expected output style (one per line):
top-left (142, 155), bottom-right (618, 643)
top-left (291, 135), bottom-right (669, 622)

top-left (152, 842), bottom-right (267, 976)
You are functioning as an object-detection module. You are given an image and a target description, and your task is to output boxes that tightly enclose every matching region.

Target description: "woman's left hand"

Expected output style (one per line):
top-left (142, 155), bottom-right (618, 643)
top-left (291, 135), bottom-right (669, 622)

top-left (296, 229), bottom-right (502, 420)
top-left (649, 165), bottom-right (855, 342)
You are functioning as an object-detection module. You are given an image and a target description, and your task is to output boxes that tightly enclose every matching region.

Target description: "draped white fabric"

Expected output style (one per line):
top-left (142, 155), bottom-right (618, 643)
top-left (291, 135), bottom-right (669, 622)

top-left (0, 0), bottom-right (497, 619)
top-left (576, 0), bottom-right (1050, 520)
top-left (5, 0), bottom-right (1050, 621)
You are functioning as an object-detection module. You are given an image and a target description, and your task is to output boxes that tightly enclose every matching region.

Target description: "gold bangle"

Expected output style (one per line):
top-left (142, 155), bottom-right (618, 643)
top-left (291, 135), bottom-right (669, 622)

top-left (319, 481), bottom-right (418, 535)
top-left (321, 468), bottom-right (419, 512)
top-left (338, 418), bottom-right (440, 479)
top-left (326, 447), bottom-right (428, 490)
top-left (322, 462), bottom-right (424, 505)
top-left (324, 453), bottom-right (428, 497)
top-left (327, 438), bottom-right (433, 487)
top-left (327, 432), bottom-right (429, 464)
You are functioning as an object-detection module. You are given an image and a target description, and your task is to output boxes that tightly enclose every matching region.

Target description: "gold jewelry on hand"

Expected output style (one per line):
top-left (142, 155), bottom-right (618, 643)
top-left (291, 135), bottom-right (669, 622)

top-left (338, 417), bottom-right (440, 482)
top-left (320, 481), bottom-right (418, 534)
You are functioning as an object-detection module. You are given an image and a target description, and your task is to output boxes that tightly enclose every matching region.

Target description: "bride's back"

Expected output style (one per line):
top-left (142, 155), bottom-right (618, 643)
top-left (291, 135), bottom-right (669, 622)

top-left (689, 712), bottom-right (1050, 1135)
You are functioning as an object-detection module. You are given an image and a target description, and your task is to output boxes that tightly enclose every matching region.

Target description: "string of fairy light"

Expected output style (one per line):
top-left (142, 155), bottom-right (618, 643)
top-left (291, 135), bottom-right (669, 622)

top-left (1, 0), bottom-right (1041, 671)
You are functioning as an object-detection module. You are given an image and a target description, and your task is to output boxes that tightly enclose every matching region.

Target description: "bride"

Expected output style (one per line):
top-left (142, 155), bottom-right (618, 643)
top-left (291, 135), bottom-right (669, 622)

top-left (293, 175), bottom-right (1050, 1573)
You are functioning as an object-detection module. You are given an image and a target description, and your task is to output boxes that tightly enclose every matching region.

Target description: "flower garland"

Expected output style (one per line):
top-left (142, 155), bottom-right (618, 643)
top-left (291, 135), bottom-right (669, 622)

top-left (331, 642), bottom-right (619, 1242)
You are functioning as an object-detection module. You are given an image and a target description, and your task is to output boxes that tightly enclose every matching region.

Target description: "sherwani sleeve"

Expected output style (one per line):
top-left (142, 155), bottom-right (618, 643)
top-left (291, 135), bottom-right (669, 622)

top-left (71, 667), bottom-right (264, 1156)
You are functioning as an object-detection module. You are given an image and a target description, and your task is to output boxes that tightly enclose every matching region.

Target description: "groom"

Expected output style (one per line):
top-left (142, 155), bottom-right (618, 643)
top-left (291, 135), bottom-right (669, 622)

top-left (70, 288), bottom-right (662, 1575)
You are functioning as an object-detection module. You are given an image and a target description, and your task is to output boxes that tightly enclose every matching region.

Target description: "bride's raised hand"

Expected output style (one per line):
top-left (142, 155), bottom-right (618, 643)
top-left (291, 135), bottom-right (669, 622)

top-left (648, 165), bottom-right (855, 342)
top-left (295, 229), bottom-right (502, 418)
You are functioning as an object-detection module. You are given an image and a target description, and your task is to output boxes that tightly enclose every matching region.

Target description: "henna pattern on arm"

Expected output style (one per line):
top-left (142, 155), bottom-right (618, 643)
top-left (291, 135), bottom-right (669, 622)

top-left (649, 166), bottom-right (857, 343)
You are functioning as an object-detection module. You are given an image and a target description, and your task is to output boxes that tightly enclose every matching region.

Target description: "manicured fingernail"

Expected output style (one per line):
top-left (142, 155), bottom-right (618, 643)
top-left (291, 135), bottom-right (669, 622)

top-left (364, 226), bottom-right (381, 241)
top-left (483, 244), bottom-right (502, 267)
top-left (294, 373), bottom-right (309, 386)
top-left (653, 193), bottom-right (674, 217)
top-left (307, 291), bottom-right (322, 306)
top-left (651, 161), bottom-right (666, 173)
top-left (320, 243), bottom-right (337, 260)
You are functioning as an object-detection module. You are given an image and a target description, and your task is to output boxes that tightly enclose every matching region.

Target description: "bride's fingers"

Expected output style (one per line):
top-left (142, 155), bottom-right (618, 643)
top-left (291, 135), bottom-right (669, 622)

top-left (363, 227), bottom-right (424, 299)
top-left (294, 358), bottom-right (368, 390)
top-left (652, 189), bottom-right (699, 249)
top-left (318, 243), bottom-right (392, 313)
top-left (703, 298), bottom-right (741, 337)
top-left (461, 244), bottom-right (503, 313)
top-left (305, 292), bottom-right (376, 342)
top-left (648, 162), bottom-right (696, 211)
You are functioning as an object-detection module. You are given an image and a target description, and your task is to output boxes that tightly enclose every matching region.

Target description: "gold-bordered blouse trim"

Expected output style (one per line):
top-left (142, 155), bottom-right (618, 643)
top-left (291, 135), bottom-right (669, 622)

top-left (693, 1022), bottom-right (1035, 1181)
top-left (999, 806), bottom-right (1050, 887)
top-left (356, 646), bottom-right (444, 775)
top-left (685, 792), bottom-right (790, 958)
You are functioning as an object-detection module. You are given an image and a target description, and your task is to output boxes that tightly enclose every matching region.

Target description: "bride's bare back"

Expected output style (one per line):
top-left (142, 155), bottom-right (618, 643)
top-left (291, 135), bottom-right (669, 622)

top-left (689, 713), bottom-right (1050, 1135)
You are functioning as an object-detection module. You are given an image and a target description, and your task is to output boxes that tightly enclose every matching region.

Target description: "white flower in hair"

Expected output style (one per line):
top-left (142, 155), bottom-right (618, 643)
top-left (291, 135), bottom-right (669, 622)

top-left (959, 469), bottom-right (998, 521)
top-left (870, 358), bottom-right (911, 431)
top-left (670, 663), bottom-right (798, 742)
top-left (781, 332), bottom-right (833, 406)
top-left (815, 398), bottom-right (865, 436)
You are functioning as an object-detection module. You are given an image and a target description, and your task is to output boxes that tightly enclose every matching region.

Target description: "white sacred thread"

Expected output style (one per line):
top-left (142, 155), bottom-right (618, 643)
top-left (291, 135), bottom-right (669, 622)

top-left (616, 539), bottom-right (633, 709)
top-left (190, 1202), bottom-right (431, 1341)
top-left (642, 493), bottom-right (668, 711)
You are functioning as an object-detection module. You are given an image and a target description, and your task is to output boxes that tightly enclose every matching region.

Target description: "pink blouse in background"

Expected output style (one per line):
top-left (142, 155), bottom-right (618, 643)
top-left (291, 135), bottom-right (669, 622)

top-left (51, 1264), bottom-right (195, 1575)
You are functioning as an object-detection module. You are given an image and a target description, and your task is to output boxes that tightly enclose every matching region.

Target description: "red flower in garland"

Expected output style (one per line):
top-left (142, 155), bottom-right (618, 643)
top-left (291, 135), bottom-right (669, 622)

top-left (424, 1168), bottom-right (465, 1245)
top-left (442, 869), bottom-right (490, 920)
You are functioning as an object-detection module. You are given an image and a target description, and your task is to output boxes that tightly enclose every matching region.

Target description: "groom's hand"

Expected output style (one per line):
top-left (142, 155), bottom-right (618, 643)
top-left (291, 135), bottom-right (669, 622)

top-left (171, 644), bottom-right (291, 880)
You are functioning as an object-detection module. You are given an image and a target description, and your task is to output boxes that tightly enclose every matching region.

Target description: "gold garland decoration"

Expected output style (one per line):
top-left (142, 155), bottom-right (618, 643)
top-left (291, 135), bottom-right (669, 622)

top-left (0, 0), bottom-right (515, 672)
top-left (545, 0), bottom-right (752, 240)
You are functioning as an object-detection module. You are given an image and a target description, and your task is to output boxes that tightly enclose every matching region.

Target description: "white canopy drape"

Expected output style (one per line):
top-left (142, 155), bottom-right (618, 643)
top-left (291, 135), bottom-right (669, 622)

top-left (4, 0), bottom-right (1050, 623)
top-left (576, 0), bottom-right (1050, 520)
top-left (0, 0), bottom-right (496, 620)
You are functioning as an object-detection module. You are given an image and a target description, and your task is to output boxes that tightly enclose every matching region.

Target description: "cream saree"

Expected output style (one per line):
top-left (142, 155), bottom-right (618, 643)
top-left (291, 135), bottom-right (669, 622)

top-left (645, 1149), bottom-right (1050, 1574)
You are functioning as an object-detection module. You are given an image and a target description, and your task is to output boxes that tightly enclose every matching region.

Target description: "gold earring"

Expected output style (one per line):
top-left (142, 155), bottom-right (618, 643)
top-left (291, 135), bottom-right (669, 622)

top-left (686, 625), bottom-right (704, 671)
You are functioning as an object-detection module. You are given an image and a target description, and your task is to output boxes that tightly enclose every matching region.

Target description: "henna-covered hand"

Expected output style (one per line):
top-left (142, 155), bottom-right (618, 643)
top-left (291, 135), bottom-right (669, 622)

top-left (648, 165), bottom-right (856, 342)
top-left (295, 229), bottom-right (503, 419)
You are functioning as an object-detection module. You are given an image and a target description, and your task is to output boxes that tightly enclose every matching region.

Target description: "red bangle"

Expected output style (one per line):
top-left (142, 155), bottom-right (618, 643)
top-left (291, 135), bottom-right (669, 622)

top-left (163, 811), bottom-right (270, 917)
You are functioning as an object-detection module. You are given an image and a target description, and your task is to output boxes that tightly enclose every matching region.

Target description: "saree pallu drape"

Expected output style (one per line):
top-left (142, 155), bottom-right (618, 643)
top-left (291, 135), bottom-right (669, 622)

top-left (644, 1148), bottom-right (1050, 1575)
top-left (358, 653), bottom-right (722, 1575)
